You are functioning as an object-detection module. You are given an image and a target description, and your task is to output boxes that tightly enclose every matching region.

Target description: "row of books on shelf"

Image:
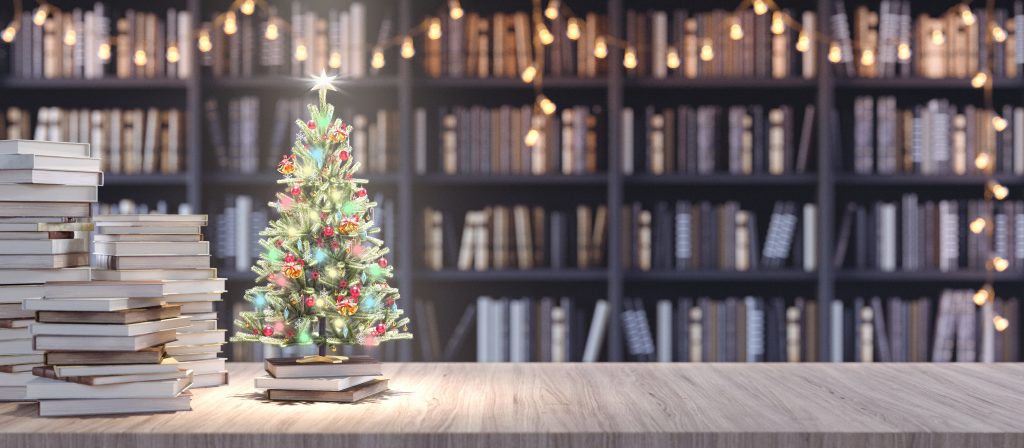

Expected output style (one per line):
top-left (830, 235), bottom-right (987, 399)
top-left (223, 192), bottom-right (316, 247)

top-left (622, 291), bottom-right (1019, 363)
top-left (830, 0), bottom-right (1024, 79)
top-left (622, 104), bottom-right (815, 175)
top-left (201, 2), bottom-right (376, 79)
top-left (422, 204), bottom-right (607, 272)
top-left (850, 96), bottom-right (1024, 175)
top-left (423, 105), bottom-right (601, 176)
top-left (834, 196), bottom-right (1024, 272)
top-left (2, 107), bottom-right (184, 175)
top-left (8, 5), bottom-right (193, 80)
top-left (204, 97), bottom-right (397, 174)
top-left (422, 11), bottom-right (607, 79)
top-left (211, 193), bottom-right (395, 273)
top-left (624, 8), bottom-right (817, 80)
top-left (624, 201), bottom-right (816, 273)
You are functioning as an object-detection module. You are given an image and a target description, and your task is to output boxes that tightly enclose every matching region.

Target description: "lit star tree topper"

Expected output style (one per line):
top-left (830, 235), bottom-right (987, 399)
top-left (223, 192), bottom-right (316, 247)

top-left (231, 70), bottom-right (412, 353)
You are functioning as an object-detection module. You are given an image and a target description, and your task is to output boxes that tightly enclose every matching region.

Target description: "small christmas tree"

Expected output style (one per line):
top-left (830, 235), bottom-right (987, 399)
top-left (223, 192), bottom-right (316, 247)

top-left (232, 71), bottom-right (411, 354)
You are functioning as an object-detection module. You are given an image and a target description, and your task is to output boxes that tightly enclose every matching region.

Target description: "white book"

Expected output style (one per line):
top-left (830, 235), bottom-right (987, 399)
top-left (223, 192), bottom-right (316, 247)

top-left (55, 359), bottom-right (182, 377)
top-left (0, 238), bottom-right (87, 255)
top-left (31, 316), bottom-right (189, 337)
top-left (91, 268), bottom-right (218, 281)
top-left (171, 357), bottom-right (225, 375)
top-left (93, 233), bottom-right (201, 242)
top-left (0, 268), bottom-right (90, 285)
top-left (802, 204), bottom-right (817, 272)
top-left (0, 169), bottom-right (103, 186)
top-left (656, 299), bottom-right (672, 362)
top-left (0, 285), bottom-right (43, 301)
top-left (183, 312), bottom-right (218, 321)
top-left (44, 280), bottom-right (161, 298)
top-left (0, 385), bottom-right (27, 401)
top-left (0, 184), bottom-right (97, 202)
top-left (0, 221), bottom-right (94, 232)
top-left (0, 305), bottom-right (34, 319)
top-left (177, 11), bottom-right (192, 79)
top-left (177, 301), bottom-right (215, 314)
top-left (0, 372), bottom-right (34, 386)
top-left (621, 107), bottom-right (634, 174)
top-left (169, 330), bottom-right (225, 346)
top-left (163, 292), bottom-right (225, 304)
top-left (191, 371), bottom-right (228, 388)
top-left (0, 319), bottom-right (32, 328)
top-left (349, 2), bottom-right (366, 77)
top-left (582, 299), bottom-right (609, 363)
top-left (831, 300), bottom-right (844, 362)
top-left (0, 339), bottom-right (35, 354)
top-left (177, 319), bottom-right (218, 334)
top-left (234, 195), bottom-right (252, 272)
top-left (23, 296), bottom-right (165, 312)
top-left (26, 372), bottom-right (193, 399)
top-left (0, 140), bottom-right (91, 157)
top-left (165, 343), bottom-right (223, 356)
top-left (34, 329), bottom-right (177, 351)
top-left (169, 352), bottom-right (217, 362)
top-left (95, 225), bottom-right (200, 235)
top-left (0, 153), bottom-right (99, 171)
top-left (254, 374), bottom-right (377, 391)
top-left (476, 296), bottom-right (491, 362)
top-left (1, 253), bottom-right (89, 269)
top-left (94, 214), bottom-right (208, 224)
top-left (0, 327), bottom-right (31, 341)
top-left (0, 354), bottom-right (44, 366)
top-left (38, 393), bottom-right (192, 416)
top-left (77, 370), bottom-right (190, 386)
top-left (93, 241), bottom-right (210, 256)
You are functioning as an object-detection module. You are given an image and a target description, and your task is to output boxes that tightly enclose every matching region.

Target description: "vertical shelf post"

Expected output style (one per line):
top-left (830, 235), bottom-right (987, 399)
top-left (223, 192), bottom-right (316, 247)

top-left (607, 0), bottom-right (625, 362)
top-left (816, 0), bottom-right (836, 362)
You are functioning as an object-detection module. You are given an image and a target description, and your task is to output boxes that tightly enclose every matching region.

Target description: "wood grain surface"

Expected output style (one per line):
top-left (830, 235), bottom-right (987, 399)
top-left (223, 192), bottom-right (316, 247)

top-left (1, 362), bottom-right (1023, 448)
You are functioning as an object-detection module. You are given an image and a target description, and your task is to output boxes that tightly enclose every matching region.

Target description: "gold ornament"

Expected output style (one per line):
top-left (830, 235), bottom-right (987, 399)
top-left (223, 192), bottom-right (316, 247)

top-left (283, 263), bottom-right (303, 279)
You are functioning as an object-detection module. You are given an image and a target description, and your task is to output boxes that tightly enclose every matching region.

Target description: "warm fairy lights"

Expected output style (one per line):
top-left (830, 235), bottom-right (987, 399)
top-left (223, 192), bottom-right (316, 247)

top-left (623, 46), bottom-right (638, 69)
top-left (730, 22), bottom-right (744, 41)
top-left (520, 65), bottom-right (537, 83)
top-left (448, 0), bottom-right (464, 20)
top-left (166, 45), bottom-right (181, 64)
top-left (401, 36), bottom-right (415, 59)
top-left (240, 0), bottom-right (255, 16)
top-left (666, 47), bottom-right (681, 69)
top-left (265, 21), bottom-right (279, 41)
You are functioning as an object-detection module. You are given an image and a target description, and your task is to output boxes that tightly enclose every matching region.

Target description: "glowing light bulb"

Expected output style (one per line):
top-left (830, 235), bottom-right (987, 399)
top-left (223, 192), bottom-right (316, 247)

top-left (993, 115), bottom-right (1008, 132)
top-left (700, 40), bottom-right (714, 62)
top-left (538, 25), bottom-right (554, 45)
top-left (961, 6), bottom-right (976, 26)
top-left (198, 31), bottom-right (212, 53)
top-left (976, 153), bottom-right (991, 170)
top-left (796, 32), bottom-right (810, 52)
top-left (993, 256), bottom-right (1009, 272)
top-left (448, 0), bottom-right (464, 20)
top-left (371, 47), bottom-right (385, 69)
top-left (401, 36), bottom-right (415, 59)
top-left (295, 44), bottom-right (308, 61)
top-left (134, 49), bottom-right (147, 67)
top-left (666, 47), bottom-right (681, 69)
top-left (538, 95), bottom-right (556, 115)
top-left (753, 0), bottom-right (769, 16)
top-left (240, 0), bottom-right (256, 16)
top-left (993, 25), bottom-right (1008, 43)
top-left (931, 29), bottom-right (945, 45)
top-left (545, 0), bottom-right (560, 20)
top-left (265, 22), bottom-right (279, 41)
top-left (33, 7), bottom-right (47, 26)
top-left (1, 24), bottom-right (15, 43)
top-left (971, 71), bottom-right (988, 88)
top-left (63, 29), bottom-right (76, 46)
top-left (166, 45), bottom-right (180, 63)
top-left (771, 12), bottom-right (786, 35)
top-left (969, 217), bottom-right (987, 234)
top-left (623, 46), bottom-right (638, 69)
top-left (524, 128), bottom-right (540, 147)
top-left (593, 36), bottom-right (608, 59)
top-left (427, 18), bottom-right (442, 40)
top-left (897, 42), bottom-right (911, 61)
top-left (994, 315), bottom-right (1010, 332)
top-left (991, 182), bottom-right (1009, 200)
top-left (974, 285), bottom-right (992, 306)
top-left (328, 51), bottom-right (342, 69)
top-left (730, 23), bottom-right (744, 41)
top-left (521, 65), bottom-right (537, 83)
top-left (98, 42), bottom-right (111, 60)
top-left (828, 42), bottom-right (842, 63)
top-left (861, 49), bottom-right (875, 66)
top-left (566, 19), bottom-right (581, 40)
top-left (223, 12), bottom-right (238, 35)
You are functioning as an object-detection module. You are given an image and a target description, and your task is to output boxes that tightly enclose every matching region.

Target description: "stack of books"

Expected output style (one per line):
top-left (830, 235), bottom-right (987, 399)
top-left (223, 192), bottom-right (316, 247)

top-left (91, 214), bottom-right (228, 387)
top-left (0, 139), bottom-right (99, 400)
top-left (24, 281), bottom-right (193, 416)
top-left (256, 356), bottom-right (388, 403)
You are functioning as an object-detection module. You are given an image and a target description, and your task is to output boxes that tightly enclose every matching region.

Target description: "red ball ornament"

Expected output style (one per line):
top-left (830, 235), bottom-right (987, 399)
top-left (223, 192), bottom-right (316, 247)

top-left (307, 120), bottom-right (316, 130)
top-left (339, 280), bottom-right (348, 289)
top-left (375, 323), bottom-right (386, 336)
top-left (252, 328), bottom-right (260, 336)
top-left (349, 284), bottom-right (361, 299)
top-left (386, 297), bottom-right (394, 306)
top-left (340, 150), bottom-right (350, 161)
top-left (323, 226), bottom-right (335, 237)
top-left (262, 325), bottom-right (273, 337)
top-left (355, 188), bottom-right (367, 198)
top-left (378, 258), bottom-right (388, 268)
top-left (284, 253), bottom-right (296, 263)
top-left (305, 296), bottom-right (315, 307)
top-left (290, 186), bottom-right (301, 196)
top-left (311, 271), bottom-right (320, 280)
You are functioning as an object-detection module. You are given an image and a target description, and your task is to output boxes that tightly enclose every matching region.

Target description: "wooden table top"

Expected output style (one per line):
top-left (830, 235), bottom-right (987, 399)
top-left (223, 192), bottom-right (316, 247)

top-left (1, 362), bottom-right (1023, 448)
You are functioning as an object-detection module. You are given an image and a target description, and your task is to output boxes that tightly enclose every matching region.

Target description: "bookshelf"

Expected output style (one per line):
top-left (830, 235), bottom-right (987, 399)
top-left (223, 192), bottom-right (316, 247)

top-left (2, 0), bottom-right (1021, 362)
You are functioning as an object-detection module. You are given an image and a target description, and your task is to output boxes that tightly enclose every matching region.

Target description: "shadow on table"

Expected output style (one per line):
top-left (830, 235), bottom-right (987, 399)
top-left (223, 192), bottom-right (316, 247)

top-left (231, 389), bottom-right (412, 406)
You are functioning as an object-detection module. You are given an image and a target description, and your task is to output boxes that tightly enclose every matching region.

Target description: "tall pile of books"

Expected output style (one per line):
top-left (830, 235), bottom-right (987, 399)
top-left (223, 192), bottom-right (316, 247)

top-left (24, 281), bottom-right (194, 416)
top-left (0, 140), bottom-right (98, 401)
top-left (257, 356), bottom-right (388, 403)
top-left (92, 214), bottom-right (228, 387)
